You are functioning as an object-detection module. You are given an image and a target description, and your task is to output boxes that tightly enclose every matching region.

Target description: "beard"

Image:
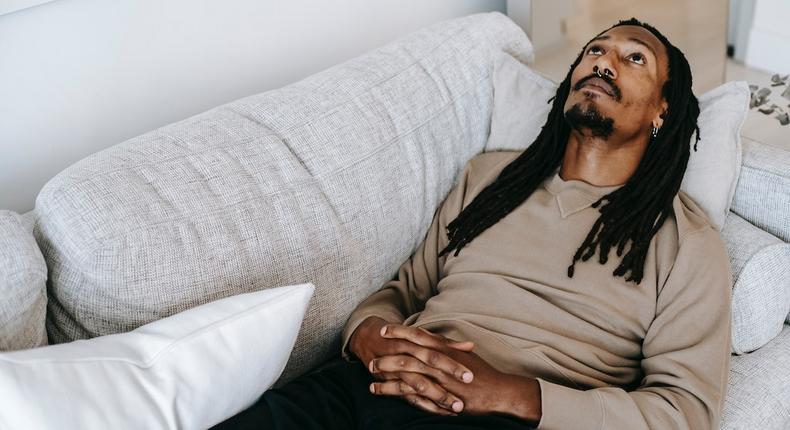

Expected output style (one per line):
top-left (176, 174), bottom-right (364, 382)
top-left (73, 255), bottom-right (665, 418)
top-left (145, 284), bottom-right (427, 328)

top-left (564, 102), bottom-right (615, 139)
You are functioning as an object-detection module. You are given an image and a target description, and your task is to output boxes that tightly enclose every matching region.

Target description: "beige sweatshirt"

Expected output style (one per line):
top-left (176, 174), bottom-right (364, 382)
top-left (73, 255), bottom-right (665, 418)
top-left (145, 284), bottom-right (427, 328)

top-left (340, 150), bottom-right (733, 430)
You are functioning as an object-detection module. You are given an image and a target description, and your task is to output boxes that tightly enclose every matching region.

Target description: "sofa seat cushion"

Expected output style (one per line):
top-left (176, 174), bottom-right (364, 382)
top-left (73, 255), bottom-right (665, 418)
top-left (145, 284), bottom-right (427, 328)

top-left (721, 324), bottom-right (790, 430)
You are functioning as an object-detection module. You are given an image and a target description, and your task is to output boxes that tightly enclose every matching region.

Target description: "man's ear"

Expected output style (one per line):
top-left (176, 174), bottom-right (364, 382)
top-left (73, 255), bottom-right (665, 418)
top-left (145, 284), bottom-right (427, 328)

top-left (653, 100), bottom-right (669, 129)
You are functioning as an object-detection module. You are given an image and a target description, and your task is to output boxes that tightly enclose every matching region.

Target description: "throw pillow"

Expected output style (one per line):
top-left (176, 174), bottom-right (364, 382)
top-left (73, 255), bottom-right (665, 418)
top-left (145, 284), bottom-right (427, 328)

top-left (484, 52), bottom-right (750, 231)
top-left (0, 282), bottom-right (314, 430)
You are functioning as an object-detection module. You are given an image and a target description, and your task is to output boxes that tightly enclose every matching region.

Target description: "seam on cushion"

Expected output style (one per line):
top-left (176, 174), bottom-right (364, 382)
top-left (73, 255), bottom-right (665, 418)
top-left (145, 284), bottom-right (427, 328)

top-left (724, 84), bottom-right (749, 223)
top-left (725, 120), bottom-right (744, 224)
top-left (86, 72), bottom-right (491, 245)
top-left (263, 121), bottom-right (314, 178)
top-left (51, 25), bottom-right (473, 193)
top-left (0, 286), bottom-right (305, 366)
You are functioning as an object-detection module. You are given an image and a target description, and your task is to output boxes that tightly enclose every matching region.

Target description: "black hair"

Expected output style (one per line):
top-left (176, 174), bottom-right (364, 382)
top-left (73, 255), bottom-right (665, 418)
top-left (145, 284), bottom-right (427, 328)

top-left (437, 18), bottom-right (700, 285)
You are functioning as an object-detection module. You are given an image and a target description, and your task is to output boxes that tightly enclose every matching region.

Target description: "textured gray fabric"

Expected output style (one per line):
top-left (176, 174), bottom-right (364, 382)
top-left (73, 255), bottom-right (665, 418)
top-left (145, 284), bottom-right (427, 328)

top-left (18, 210), bottom-right (36, 233)
top-left (722, 211), bottom-right (790, 354)
top-left (731, 137), bottom-right (790, 243)
top-left (0, 210), bottom-right (48, 351)
top-left (721, 323), bottom-right (790, 430)
top-left (32, 11), bottom-right (533, 386)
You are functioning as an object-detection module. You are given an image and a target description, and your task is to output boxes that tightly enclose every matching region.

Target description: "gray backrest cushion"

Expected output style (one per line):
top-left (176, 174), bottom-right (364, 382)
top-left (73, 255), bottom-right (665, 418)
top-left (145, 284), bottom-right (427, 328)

top-left (33, 11), bottom-right (533, 386)
top-left (731, 138), bottom-right (790, 242)
top-left (0, 210), bottom-right (48, 351)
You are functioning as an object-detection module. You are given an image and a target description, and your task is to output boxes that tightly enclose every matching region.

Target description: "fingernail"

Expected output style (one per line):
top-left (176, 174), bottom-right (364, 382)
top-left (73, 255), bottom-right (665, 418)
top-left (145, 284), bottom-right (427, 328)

top-left (369, 383), bottom-right (375, 393)
top-left (369, 360), bottom-right (376, 372)
top-left (380, 326), bottom-right (387, 336)
top-left (462, 372), bottom-right (473, 383)
top-left (452, 401), bottom-right (463, 412)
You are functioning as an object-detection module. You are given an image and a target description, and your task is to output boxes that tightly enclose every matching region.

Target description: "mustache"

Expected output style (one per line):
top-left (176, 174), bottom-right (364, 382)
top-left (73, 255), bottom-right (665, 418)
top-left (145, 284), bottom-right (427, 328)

top-left (572, 73), bottom-right (622, 101)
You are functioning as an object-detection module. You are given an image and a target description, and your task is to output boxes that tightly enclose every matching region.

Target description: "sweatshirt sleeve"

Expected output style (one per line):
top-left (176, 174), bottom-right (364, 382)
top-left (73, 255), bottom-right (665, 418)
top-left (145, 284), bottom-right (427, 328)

top-left (339, 159), bottom-right (474, 363)
top-left (535, 226), bottom-right (733, 430)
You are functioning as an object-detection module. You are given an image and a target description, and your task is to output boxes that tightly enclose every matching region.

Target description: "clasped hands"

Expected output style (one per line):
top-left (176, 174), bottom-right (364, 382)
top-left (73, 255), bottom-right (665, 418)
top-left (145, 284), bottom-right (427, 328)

top-left (348, 316), bottom-right (524, 417)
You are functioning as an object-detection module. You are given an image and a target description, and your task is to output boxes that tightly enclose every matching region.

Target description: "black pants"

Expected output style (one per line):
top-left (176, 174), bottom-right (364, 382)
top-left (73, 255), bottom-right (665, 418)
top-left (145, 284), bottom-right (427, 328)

top-left (211, 356), bottom-right (536, 430)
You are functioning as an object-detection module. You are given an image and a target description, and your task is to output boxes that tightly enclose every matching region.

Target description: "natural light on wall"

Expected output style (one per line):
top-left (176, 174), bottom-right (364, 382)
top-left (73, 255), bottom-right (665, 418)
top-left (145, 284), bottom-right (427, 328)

top-left (0, 0), bottom-right (58, 16)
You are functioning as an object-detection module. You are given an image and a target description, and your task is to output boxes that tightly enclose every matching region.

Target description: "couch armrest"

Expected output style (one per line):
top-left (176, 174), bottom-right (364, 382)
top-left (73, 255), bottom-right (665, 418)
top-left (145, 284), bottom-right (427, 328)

top-left (722, 211), bottom-right (790, 354)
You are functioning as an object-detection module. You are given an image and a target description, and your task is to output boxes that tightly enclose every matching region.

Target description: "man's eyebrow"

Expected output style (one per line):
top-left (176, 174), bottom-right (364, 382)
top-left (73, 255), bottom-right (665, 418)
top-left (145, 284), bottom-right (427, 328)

top-left (627, 37), bottom-right (657, 59)
top-left (587, 34), bottom-right (658, 59)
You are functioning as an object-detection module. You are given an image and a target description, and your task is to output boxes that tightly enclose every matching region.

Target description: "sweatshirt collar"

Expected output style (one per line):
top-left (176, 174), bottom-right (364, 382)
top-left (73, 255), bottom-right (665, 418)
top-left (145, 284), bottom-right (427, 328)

top-left (543, 167), bottom-right (625, 218)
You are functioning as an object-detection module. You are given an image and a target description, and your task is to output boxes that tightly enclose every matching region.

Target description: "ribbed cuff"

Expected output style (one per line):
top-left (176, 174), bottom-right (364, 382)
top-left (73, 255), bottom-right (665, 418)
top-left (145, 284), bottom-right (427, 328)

top-left (535, 377), bottom-right (604, 430)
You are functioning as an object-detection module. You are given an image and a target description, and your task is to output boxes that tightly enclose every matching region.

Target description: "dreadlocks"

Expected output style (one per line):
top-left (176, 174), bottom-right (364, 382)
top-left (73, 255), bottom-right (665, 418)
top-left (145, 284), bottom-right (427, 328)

top-left (437, 18), bottom-right (700, 285)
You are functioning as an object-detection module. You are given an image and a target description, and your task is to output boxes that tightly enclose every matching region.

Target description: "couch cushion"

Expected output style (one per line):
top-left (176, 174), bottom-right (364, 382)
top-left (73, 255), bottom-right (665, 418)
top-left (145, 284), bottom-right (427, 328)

top-left (721, 324), bottom-right (790, 430)
top-left (0, 283), bottom-right (313, 430)
top-left (722, 211), bottom-right (790, 353)
top-left (731, 137), bottom-right (790, 243)
top-left (0, 210), bottom-right (47, 351)
top-left (33, 11), bottom-right (533, 386)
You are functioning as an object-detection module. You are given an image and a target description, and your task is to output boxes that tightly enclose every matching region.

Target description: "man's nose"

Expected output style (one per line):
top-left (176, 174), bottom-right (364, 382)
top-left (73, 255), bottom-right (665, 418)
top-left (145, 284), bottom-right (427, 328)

top-left (592, 57), bottom-right (617, 80)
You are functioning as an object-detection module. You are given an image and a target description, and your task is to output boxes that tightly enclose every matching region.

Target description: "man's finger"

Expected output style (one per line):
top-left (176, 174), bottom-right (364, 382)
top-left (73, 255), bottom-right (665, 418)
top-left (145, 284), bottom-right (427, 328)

top-left (371, 354), bottom-right (452, 383)
top-left (397, 371), bottom-right (465, 412)
top-left (447, 340), bottom-right (475, 351)
top-left (380, 325), bottom-right (448, 349)
top-left (369, 372), bottom-right (463, 414)
top-left (376, 326), bottom-right (475, 383)
top-left (370, 354), bottom-right (442, 379)
top-left (401, 343), bottom-right (475, 384)
top-left (402, 394), bottom-right (458, 416)
top-left (374, 371), bottom-right (401, 381)
top-left (382, 324), bottom-right (476, 355)
top-left (370, 378), bottom-right (416, 396)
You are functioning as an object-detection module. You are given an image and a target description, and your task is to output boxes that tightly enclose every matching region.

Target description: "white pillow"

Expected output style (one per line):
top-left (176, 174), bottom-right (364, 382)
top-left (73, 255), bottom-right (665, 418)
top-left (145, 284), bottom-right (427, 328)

top-left (0, 282), bottom-right (314, 430)
top-left (484, 52), bottom-right (750, 231)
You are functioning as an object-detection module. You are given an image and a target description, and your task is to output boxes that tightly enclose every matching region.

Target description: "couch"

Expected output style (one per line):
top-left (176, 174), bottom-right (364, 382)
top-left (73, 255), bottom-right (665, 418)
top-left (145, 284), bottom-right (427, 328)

top-left (1, 11), bottom-right (788, 429)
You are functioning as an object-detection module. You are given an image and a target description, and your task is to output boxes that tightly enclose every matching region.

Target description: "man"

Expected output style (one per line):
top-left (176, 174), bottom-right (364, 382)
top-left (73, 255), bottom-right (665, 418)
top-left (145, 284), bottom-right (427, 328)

top-left (214, 17), bottom-right (732, 430)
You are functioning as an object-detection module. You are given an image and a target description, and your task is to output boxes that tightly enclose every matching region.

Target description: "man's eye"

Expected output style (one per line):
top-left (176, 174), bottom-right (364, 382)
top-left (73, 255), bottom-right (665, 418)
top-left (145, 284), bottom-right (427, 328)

top-left (629, 53), bottom-right (645, 65)
top-left (587, 46), bottom-right (603, 55)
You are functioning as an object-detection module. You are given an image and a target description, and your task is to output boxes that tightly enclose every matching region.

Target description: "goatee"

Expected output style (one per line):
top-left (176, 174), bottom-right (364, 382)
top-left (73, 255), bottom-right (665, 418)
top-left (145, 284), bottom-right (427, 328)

top-left (564, 103), bottom-right (615, 139)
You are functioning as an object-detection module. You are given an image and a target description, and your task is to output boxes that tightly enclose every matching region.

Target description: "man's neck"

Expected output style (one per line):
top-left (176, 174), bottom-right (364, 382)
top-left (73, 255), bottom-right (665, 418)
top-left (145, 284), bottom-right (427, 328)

top-left (558, 130), bottom-right (648, 187)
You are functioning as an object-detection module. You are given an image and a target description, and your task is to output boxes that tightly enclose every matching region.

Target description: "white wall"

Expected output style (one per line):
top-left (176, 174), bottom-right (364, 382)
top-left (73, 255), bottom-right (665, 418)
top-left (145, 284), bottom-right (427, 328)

top-left (0, 0), bottom-right (505, 213)
top-left (728, 0), bottom-right (755, 63)
top-left (743, 0), bottom-right (790, 73)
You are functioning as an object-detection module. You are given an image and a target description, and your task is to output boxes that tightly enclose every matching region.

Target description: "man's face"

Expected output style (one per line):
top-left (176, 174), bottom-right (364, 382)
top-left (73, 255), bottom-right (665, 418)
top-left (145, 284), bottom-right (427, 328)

top-left (563, 25), bottom-right (670, 141)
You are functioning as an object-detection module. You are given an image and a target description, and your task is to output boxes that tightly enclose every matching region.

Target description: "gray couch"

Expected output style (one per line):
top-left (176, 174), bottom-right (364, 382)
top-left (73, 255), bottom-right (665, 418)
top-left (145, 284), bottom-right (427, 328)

top-left (1, 11), bottom-right (788, 429)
